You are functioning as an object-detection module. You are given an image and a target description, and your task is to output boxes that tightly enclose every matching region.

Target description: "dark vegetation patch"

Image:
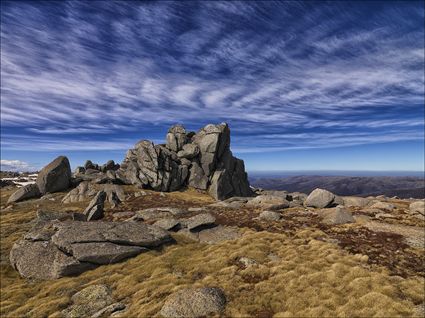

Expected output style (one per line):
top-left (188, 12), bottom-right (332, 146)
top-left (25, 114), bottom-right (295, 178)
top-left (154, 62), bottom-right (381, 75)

top-left (210, 207), bottom-right (424, 278)
top-left (331, 227), bottom-right (424, 278)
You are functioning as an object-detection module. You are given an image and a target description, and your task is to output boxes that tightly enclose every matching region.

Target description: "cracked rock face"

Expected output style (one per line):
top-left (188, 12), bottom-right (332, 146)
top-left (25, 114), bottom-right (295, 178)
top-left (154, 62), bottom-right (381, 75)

top-left (117, 123), bottom-right (252, 200)
top-left (10, 214), bottom-right (172, 280)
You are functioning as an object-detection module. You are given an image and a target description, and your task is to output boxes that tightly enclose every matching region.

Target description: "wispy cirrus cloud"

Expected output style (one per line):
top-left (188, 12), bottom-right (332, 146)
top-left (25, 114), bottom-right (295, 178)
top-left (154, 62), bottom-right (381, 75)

top-left (0, 0), bottom-right (423, 157)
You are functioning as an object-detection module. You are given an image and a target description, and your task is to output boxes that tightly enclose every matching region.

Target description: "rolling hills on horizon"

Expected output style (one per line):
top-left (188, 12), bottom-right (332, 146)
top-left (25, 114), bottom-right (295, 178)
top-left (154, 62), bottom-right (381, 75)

top-left (250, 174), bottom-right (425, 199)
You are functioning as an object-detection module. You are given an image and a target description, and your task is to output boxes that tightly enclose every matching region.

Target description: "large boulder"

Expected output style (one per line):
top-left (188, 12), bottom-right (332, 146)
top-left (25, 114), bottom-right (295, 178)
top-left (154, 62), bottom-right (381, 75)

top-left (160, 287), bottom-right (226, 318)
top-left (304, 188), bottom-right (338, 208)
top-left (10, 215), bottom-right (172, 280)
top-left (116, 123), bottom-right (252, 200)
top-left (7, 184), bottom-right (41, 204)
top-left (36, 156), bottom-right (71, 194)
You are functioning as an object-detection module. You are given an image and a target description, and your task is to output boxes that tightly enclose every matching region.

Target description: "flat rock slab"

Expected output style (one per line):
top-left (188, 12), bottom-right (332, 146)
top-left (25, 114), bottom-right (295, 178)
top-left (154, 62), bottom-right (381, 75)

top-left (132, 207), bottom-right (189, 221)
top-left (154, 218), bottom-right (180, 231)
top-left (10, 240), bottom-right (96, 280)
top-left (52, 221), bottom-right (172, 252)
top-left (71, 242), bottom-right (147, 264)
top-left (10, 215), bottom-right (172, 280)
top-left (185, 213), bottom-right (216, 231)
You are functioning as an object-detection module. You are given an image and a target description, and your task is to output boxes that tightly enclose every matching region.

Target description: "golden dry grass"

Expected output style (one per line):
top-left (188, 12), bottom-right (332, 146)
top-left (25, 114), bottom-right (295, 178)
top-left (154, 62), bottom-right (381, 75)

top-left (1, 227), bottom-right (424, 317)
top-left (1, 188), bottom-right (424, 317)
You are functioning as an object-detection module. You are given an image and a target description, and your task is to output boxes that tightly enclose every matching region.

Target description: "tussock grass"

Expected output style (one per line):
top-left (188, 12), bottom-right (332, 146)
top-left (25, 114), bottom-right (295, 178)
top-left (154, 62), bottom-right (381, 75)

top-left (1, 227), bottom-right (423, 317)
top-left (1, 188), bottom-right (423, 317)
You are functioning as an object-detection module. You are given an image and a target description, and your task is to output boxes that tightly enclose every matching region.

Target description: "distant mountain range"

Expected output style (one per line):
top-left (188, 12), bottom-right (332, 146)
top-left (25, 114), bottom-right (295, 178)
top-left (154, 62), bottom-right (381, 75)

top-left (249, 175), bottom-right (425, 199)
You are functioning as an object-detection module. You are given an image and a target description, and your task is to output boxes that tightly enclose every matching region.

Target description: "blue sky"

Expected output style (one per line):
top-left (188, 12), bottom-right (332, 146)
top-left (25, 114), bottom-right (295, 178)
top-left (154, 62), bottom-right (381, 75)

top-left (1, 1), bottom-right (424, 172)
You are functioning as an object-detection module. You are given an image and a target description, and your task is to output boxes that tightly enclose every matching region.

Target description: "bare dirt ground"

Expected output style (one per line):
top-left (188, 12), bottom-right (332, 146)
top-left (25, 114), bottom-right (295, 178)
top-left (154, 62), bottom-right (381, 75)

top-left (1, 186), bottom-right (424, 317)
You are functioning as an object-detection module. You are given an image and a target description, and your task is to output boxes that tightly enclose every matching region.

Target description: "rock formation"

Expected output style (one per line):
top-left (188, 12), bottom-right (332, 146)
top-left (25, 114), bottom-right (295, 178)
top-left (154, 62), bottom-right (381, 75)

top-left (116, 123), bottom-right (252, 200)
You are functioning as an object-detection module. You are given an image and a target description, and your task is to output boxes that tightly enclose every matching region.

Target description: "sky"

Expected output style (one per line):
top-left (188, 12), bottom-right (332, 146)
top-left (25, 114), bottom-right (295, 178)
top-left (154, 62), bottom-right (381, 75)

top-left (1, 0), bottom-right (424, 173)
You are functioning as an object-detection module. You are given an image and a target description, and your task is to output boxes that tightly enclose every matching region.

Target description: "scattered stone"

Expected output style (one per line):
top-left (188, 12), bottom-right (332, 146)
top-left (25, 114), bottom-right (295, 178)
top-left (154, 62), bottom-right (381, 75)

top-left (154, 218), bottom-right (180, 231)
top-left (342, 196), bottom-right (371, 207)
top-left (134, 191), bottom-right (147, 198)
top-left (62, 181), bottom-right (91, 203)
top-left (258, 210), bottom-right (282, 221)
top-left (112, 211), bottom-right (135, 220)
top-left (186, 213), bottom-right (216, 231)
top-left (289, 201), bottom-right (303, 208)
top-left (376, 213), bottom-right (397, 219)
top-left (74, 166), bottom-right (86, 174)
top-left (238, 257), bottom-right (257, 267)
top-left (287, 192), bottom-right (308, 202)
top-left (62, 284), bottom-right (125, 318)
top-left (36, 156), bottom-right (71, 194)
top-left (369, 201), bottom-right (395, 211)
top-left (320, 206), bottom-right (355, 225)
top-left (6, 184), bottom-right (41, 204)
top-left (246, 195), bottom-right (289, 210)
top-left (188, 207), bottom-right (206, 212)
top-left (160, 287), bottom-right (226, 318)
top-left (267, 253), bottom-right (281, 262)
top-left (409, 201), bottom-right (424, 215)
top-left (92, 302), bottom-right (126, 318)
top-left (85, 168), bottom-right (100, 175)
top-left (304, 188), bottom-right (337, 208)
top-left (1, 179), bottom-right (16, 188)
top-left (84, 191), bottom-right (106, 221)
